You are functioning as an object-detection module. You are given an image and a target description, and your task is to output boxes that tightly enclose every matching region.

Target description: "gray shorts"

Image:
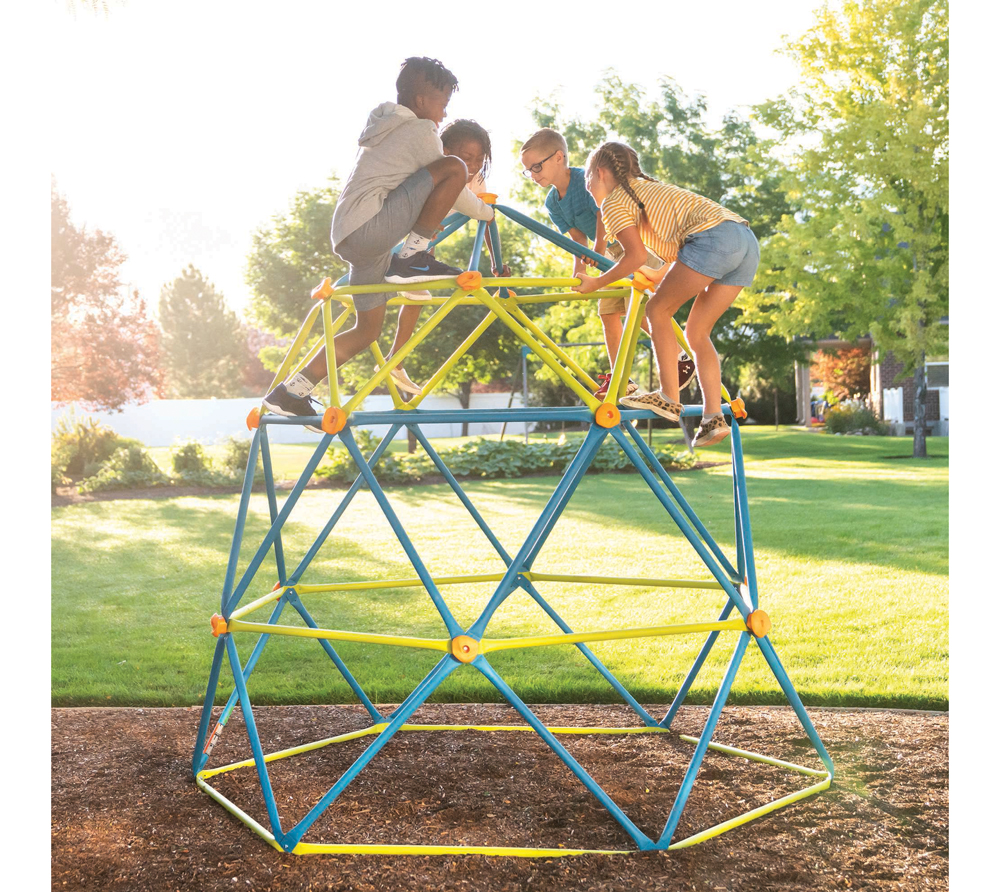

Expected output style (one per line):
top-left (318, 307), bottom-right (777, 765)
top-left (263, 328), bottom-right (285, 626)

top-left (333, 168), bottom-right (434, 312)
top-left (677, 221), bottom-right (759, 287)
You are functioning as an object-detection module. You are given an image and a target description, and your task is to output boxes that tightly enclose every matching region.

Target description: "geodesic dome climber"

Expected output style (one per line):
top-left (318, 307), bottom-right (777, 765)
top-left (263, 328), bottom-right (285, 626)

top-left (192, 197), bottom-right (835, 856)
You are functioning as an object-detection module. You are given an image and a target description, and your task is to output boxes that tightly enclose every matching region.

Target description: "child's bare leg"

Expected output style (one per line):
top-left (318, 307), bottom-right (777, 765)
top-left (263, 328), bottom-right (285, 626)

top-left (685, 283), bottom-right (742, 415)
top-left (305, 305), bottom-right (387, 381)
top-left (645, 263), bottom-right (714, 401)
top-left (412, 156), bottom-right (468, 237)
top-left (389, 305), bottom-right (422, 357)
top-left (601, 312), bottom-right (624, 364)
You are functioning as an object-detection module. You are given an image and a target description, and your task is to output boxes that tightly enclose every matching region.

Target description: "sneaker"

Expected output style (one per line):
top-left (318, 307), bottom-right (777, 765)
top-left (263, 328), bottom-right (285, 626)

top-left (262, 383), bottom-right (324, 434)
top-left (593, 373), bottom-right (640, 400)
top-left (385, 251), bottom-right (463, 285)
top-left (401, 290), bottom-right (435, 302)
top-left (619, 390), bottom-right (684, 421)
top-left (693, 414), bottom-right (730, 448)
top-left (678, 355), bottom-right (696, 391)
top-left (376, 362), bottom-right (422, 396)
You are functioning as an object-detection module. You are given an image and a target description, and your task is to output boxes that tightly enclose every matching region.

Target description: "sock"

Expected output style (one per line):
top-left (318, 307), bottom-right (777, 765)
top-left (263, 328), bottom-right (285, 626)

top-left (703, 411), bottom-right (723, 422)
top-left (284, 372), bottom-right (316, 398)
top-left (398, 231), bottom-right (433, 259)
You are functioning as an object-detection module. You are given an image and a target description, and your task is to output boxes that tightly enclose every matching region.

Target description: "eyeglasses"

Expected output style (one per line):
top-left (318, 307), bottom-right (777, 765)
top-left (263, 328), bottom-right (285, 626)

top-left (521, 150), bottom-right (558, 177)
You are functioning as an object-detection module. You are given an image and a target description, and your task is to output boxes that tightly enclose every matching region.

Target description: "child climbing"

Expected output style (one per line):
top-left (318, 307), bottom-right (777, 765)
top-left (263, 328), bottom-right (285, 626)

top-left (263, 57), bottom-right (495, 427)
top-left (576, 141), bottom-right (759, 448)
top-left (384, 118), bottom-right (509, 395)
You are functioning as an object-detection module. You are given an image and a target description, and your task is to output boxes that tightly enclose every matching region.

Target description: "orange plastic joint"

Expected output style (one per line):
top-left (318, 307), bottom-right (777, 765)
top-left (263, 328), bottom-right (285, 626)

top-left (450, 635), bottom-right (479, 663)
top-left (272, 582), bottom-right (283, 592)
top-left (594, 402), bottom-right (621, 428)
top-left (632, 271), bottom-right (654, 291)
top-left (730, 397), bottom-right (747, 420)
top-left (476, 192), bottom-right (498, 204)
top-left (321, 406), bottom-right (347, 435)
top-left (456, 270), bottom-right (482, 291)
top-left (210, 614), bottom-right (228, 637)
top-left (311, 277), bottom-right (334, 301)
top-left (246, 407), bottom-right (260, 430)
top-left (746, 609), bottom-right (771, 638)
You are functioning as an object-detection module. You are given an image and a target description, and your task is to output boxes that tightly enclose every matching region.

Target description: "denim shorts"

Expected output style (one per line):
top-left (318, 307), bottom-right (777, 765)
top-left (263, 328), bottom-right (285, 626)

top-left (676, 220), bottom-right (759, 287)
top-left (333, 168), bottom-right (434, 312)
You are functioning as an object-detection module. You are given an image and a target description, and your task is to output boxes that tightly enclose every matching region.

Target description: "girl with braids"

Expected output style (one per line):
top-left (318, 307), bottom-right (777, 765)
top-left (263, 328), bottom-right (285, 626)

top-left (383, 118), bottom-right (511, 394)
top-left (577, 141), bottom-right (759, 447)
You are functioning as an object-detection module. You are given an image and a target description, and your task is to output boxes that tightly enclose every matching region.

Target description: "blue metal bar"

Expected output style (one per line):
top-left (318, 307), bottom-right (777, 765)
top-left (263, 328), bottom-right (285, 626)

top-left (258, 427), bottom-right (286, 584)
top-left (197, 596), bottom-right (291, 774)
top-left (729, 422), bottom-right (759, 610)
top-left (755, 636), bottom-right (835, 775)
top-left (495, 204), bottom-right (613, 271)
top-left (284, 656), bottom-right (458, 850)
top-left (608, 426), bottom-right (749, 621)
top-left (225, 634), bottom-right (285, 843)
top-left (192, 637), bottom-right (227, 774)
top-left (224, 434), bottom-right (333, 616)
top-left (466, 426), bottom-right (607, 638)
top-left (221, 429), bottom-right (261, 613)
top-left (657, 632), bottom-right (750, 848)
top-left (660, 600), bottom-right (736, 729)
top-left (429, 212), bottom-right (469, 250)
top-left (287, 425), bottom-right (402, 585)
top-left (732, 443), bottom-right (747, 583)
top-left (285, 590), bottom-right (383, 722)
top-left (487, 216), bottom-right (509, 298)
top-left (339, 427), bottom-right (462, 638)
top-left (475, 656), bottom-right (652, 850)
top-left (468, 219), bottom-right (487, 271)
top-left (622, 421), bottom-right (739, 581)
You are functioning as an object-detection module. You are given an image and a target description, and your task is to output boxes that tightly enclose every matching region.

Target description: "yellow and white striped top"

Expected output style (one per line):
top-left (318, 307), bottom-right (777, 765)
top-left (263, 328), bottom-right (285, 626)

top-left (600, 178), bottom-right (748, 265)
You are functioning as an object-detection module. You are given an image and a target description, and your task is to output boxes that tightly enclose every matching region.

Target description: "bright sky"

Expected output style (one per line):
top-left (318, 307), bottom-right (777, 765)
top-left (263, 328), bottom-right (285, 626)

top-left (51, 0), bottom-right (821, 318)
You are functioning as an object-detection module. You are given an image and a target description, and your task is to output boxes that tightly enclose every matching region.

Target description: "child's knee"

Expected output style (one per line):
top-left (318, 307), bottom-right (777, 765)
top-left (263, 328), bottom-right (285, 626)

top-left (429, 154), bottom-right (467, 183)
top-left (356, 306), bottom-right (386, 341)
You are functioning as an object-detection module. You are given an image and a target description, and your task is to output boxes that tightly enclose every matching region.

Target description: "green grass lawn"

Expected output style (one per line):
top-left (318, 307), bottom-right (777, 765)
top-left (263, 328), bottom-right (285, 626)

top-left (53, 428), bottom-right (948, 710)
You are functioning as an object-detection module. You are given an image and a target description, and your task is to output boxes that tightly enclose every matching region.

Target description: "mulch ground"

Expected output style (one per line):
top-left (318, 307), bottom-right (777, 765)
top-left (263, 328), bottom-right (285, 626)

top-left (51, 704), bottom-right (947, 891)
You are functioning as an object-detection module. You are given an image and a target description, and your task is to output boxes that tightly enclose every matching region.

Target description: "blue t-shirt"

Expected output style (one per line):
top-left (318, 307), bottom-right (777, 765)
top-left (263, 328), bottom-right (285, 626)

top-left (543, 167), bottom-right (598, 242)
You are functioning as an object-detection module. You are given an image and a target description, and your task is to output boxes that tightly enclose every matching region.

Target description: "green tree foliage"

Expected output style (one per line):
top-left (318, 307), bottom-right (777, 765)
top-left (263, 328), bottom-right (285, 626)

top-left (743, 0), bottom-right (948, 456)
top-left (158, 265), bottom-right (245, 398)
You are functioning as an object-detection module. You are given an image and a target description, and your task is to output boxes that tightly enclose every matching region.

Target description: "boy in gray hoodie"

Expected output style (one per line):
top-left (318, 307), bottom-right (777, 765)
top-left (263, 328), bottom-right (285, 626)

top-left (264, 57), bottom-right (494, 425)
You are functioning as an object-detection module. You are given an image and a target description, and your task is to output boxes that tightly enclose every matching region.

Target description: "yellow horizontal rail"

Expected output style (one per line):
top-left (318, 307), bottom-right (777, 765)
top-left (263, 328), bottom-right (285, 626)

top-left (527, 572), bottom-right (726, 590)
top-left (480, 620), bottom-right (747, 653)
top-left (225, 619), bottom-right (449, 651)
top-left (294, 572), bottom-right (508, 594)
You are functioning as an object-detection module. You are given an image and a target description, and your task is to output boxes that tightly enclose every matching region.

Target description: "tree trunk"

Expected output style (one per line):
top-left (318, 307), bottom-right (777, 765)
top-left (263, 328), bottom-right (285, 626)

top-left (912, 353), bottom-right (927, 458)
top-left (407, 427), bottom-right (417, 453)
top-left (458, 379), bottom-right (473, 438)
top-left (774, 388), bottom-right (779, 431)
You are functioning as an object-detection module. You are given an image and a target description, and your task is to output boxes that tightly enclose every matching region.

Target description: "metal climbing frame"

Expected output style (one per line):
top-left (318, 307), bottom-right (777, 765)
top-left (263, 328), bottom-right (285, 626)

top-left (193, 197), bottom-right (834, 856)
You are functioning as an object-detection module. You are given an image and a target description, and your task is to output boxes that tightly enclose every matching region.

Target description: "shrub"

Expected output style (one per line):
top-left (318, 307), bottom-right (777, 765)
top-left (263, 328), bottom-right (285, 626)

top-left (171, 440), bottom-right (211, 475)
top-left (825, 399), bottom-right (888, 436)
top-left (220, 436), bottom-right (263, 480)
top-left (79, 444), bottom-right (170, 493)
top-left (51, 413), bottom-right (140, 478)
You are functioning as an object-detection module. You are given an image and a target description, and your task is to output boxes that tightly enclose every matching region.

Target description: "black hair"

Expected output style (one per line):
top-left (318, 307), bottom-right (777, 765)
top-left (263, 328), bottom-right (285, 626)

top-left (440, 118), bottom-right (492, 179)
top-left (396, 57), bottom-right (459, 105)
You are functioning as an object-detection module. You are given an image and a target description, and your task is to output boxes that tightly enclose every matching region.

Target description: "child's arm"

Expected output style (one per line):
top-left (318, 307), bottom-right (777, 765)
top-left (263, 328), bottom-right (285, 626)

top-left (583, 214), bottom-right (608, 269)
top-left (567, 228), bottom-right (590, 277)
top-left (575, 225), bottom-right (646, 293)
top-left (485, 227), bottom-right (510, 277)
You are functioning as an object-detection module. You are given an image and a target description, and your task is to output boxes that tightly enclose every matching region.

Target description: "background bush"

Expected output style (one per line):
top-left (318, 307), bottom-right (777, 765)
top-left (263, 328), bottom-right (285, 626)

top-left (78, 444), bottom-right (170, 493)
top-left (51, 414), bottom-right (140, 478)
top-left (825, 399), bottom-right (888, 436)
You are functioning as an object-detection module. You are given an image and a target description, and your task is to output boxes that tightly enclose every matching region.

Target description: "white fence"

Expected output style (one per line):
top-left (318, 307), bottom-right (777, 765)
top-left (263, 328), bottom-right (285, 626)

top-left (51, 393), bottom-right (530, 447)
top-left (883, 387), bottom-right (904, 424)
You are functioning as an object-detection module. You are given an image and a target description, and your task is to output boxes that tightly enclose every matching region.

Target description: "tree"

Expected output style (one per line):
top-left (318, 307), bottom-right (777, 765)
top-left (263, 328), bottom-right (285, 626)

top-left (743, 0), bottom-right (948, 457)
top-left (811, 347), bottom-right (872, 402)
top-left (51, 183), bottom-right (162, 411)
top-left (158, 265), bottom-right (246, 398)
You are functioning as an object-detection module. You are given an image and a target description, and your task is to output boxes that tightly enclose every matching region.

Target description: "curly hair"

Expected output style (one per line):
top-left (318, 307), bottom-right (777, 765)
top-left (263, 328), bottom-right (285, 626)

top-left (586, 141), bottom-right (656, 220)
top-left (440, 118), bottom-right (493, 179)
top-left (396, 57), bottom-right (459, 105)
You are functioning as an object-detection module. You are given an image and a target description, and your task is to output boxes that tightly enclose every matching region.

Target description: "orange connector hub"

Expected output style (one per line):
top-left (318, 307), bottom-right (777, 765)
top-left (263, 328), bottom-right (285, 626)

top-left (450, 635), bottom-right (479, 663)
top-left (210, 614), bottom-right (228, 637)
top-left (746, 609), bottom-right (771, 638)
top-left (456, 270), bottom-right (482, 291)
top-left (321, 406), bottom-right (347, 435)
top-left (246, 407), bottom-right (260, 430)
top-left (311, 277), bottom-right (333, 300)
top-left (594, 402), bottom-right (621, 428)
top-left (730, 397), bottom-right (747, 420)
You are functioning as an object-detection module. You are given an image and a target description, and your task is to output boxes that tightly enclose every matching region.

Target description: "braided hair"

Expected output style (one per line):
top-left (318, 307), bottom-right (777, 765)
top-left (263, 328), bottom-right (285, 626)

top-left (586, 142), bottom-right (656, 221)
top-left (440, 118), bottom-right (492, 179)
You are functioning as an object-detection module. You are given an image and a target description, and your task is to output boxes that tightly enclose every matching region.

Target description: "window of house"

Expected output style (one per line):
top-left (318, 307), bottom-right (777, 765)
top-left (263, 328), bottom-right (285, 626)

top-left (926, 362), bottom-right (949, 388)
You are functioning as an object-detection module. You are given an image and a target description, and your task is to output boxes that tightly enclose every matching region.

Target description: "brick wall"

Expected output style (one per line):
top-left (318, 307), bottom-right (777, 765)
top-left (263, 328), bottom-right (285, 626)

top-left (879, 352), bottom-right (940, 422)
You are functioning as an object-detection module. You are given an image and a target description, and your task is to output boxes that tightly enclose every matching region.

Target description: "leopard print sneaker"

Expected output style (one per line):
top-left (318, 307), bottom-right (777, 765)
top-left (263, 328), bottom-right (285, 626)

top-left (693, 414), bottom-right (730, 447)
top-left (619, 390), bottom-right (683, 421)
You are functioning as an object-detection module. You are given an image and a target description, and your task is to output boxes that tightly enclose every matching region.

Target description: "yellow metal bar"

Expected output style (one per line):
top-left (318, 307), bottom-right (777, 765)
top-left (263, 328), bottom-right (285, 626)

top-left (510, 306), bottom-right (599, 390)
top-left (321, 298), bottom-right (341, 409)
top-left (528, 573), bottom-right (725, 590)
top-left (397, 723), bottom-right (669, 735)
top-left (342, 289), bottom-right (466, 414)
top-left (195, 776), bottom-right (285, 852)
top-left (667, 775), bottom-right (832, 850)
top-left (287, 334), bottom-right (327, 382)
top-left (291, 842), bottom-right (628, 856)
top-left (261, 301), bottom-right (323, 401)
top-left (370, 341), bottom-right (407, 409)
top-left (480, 619), bottom-right (747, 653)
top-left (678, 735), bottom-right (830, 777)
top-left (227, 587), bottom-right (286, 622)
top-left (294, 572), bottom-right (508, 593)
top-left (474, 288), bottom-right (601, 410)
top-left (407, 310), bottom-right (498, 409)
top-left (226, 619), bottom-right (450, 651)
top-left (608, 286), bottom-right (646, 401)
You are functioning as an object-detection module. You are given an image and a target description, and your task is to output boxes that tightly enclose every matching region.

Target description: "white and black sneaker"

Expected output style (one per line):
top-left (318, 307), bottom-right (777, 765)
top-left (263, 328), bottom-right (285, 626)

top-left (384, 251), bottom-right (463, 285)
top-left (262, 384), bottom-right (324, 434)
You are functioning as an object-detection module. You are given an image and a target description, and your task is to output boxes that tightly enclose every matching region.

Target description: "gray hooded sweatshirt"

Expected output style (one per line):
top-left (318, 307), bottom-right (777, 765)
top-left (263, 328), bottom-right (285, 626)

top-left (330, 102), bottom-right (493, 251)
